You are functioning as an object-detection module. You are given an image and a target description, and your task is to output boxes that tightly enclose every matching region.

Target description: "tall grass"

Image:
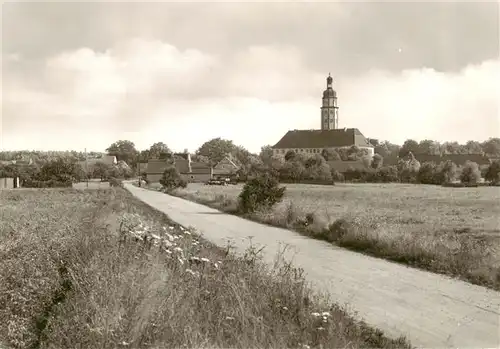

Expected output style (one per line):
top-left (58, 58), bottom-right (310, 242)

top-left (0, 188), bottom-right (410, 349)
top-left (170, 184), bottom-right (500, 290)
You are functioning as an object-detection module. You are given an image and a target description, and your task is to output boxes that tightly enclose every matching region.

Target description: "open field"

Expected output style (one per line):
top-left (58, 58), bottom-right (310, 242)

top-left (0, 188), bottom-right (409, 349)
top-left (172, 182), bottom-right (500, 290)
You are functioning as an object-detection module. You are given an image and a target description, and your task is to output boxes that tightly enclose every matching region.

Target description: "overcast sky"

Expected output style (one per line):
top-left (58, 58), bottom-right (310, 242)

top-left (1, 1), bottom-right (499, 153)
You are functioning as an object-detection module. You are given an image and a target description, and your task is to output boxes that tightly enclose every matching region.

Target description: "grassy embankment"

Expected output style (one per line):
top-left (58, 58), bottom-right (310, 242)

top-left (0, 187), bottom-right (411, 349)
top-left (169, 182), bottom-right (500, 290)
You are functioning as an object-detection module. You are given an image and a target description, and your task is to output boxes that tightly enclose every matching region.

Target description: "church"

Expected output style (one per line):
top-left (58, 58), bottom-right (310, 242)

top-left (272, 74), bottom-right (374, 157)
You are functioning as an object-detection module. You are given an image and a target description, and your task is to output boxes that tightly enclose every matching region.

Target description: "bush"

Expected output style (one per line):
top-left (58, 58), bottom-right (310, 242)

top-left (460, 161), bottom-right (481, 184)
top-left (238, 173), bottom-right (286, 214)
top-left (485, 160), bottom-right (500, 183)
top-left (160, 166), bottom-right (187, 191)
top-left (109, 177), bottom-right (123, 187)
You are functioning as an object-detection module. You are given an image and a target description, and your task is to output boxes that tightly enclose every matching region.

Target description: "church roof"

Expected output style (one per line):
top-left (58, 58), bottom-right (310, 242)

top-left (272, 128), bottom-right (373, 149)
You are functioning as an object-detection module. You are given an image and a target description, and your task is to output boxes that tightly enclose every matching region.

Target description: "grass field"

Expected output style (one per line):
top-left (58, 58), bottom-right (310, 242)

top-left (0, 188), bottom-right (410, 349)
top-left (172, 182), bottom-right (500, 290)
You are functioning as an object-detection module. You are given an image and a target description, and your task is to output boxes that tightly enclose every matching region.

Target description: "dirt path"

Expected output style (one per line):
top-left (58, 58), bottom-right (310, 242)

top-left (125, 183), bottom-right (500, 348)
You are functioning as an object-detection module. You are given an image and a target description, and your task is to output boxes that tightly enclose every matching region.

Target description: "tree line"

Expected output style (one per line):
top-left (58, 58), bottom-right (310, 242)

top-left (1, 137), bottom-right (499, 188)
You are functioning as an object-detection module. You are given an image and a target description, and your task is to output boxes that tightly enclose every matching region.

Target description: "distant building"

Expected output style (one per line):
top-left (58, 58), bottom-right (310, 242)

top-left (412, 153), bottom-right (491, 166)
top-left (0, 177), bottom-right (20, 189)
top-left (146, 154), bottom-right (240, 184)
top-left (272, 74), bottom-right (374, 157)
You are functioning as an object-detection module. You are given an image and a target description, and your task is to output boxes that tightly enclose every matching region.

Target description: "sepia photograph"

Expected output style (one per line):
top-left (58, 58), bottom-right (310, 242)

top-left (1, 1), bottom-right (499, 348)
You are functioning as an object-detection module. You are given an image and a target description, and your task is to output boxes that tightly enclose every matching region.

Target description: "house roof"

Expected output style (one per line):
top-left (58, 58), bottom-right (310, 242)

top-left (413, 154), bottom-right (491, 166)
top-left (213, 156), bottom-right (240, 175)
top-left (147, 160), bottom-right (171, 174)
top-left (174, 159), bottom-right (211, 174)
top-left (273, 128), bottom-right (373, 149)
top-left (327, 160), bottom-right (368, 173)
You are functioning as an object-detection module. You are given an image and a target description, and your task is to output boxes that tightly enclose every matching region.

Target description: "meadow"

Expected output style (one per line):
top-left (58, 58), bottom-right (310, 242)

top-left (172, 182), bottom-right (500, 290)
top-left (0, 188), bottom-right (410, 349)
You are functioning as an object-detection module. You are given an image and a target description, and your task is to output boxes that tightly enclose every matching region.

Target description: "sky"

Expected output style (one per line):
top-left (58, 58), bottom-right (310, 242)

top-left (1, 1), bottom-right (499, 153)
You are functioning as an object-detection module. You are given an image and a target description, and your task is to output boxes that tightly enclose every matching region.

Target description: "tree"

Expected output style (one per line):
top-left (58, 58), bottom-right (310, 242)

top-left (321, 148), bottom-right (341, 161)
top-left (482, 138), bottom-right (500, 157)
top-left (92, 161), bottom-right (112, 181)
top-left (485, 160), bottom-right (500, 183)
top-left (232, 145), bottom-right (253, 167)
top-left (417, 162), bottom-right (439, 184)
top-left (399, 139), bottom-right (420, 158)
top-left (439, 160), bottom-right (459, 184)
top-left (238, 172), bottom-right (286, 214)
top-left (460, 161), bottom-right (481, 184)
top-left (38, 158), bottom-right (84, 183)
top-left (196, 138), bottom-right (235, 167)
top-left (371, 154), bottom-right (383, 169)
top-left (106, 140), bottom-right (139, 166)
top-left (418, 140), bottom-right (441, 155)
top-left (259, 145), bottom-right (274, 165)
top-left (464, 140), bottom-right (483, 154)
top-left (284, 150), bottom-right (296, 162)
top-left (159, 166), bottom-right (187, 191)
top-left (148, 142), bottom-right (172, 160)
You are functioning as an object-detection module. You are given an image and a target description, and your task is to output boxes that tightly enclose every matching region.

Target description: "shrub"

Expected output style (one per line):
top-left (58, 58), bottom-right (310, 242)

top-left (160, 166), bottom-right (187, 191)
top-left (238, 173), bottom-right (286, 214)
top-left (485, 160), bottom-right (500, 183)
top-left (323, 218), bottom-right (353, 242)
top-left (417, 162), bottom-right (440, 184)
top-left (460, 161), bottom-right (481, 184)
top-left (331, 169), bottom-right (344, 182)
top-left (439, 160), bottom-right (458, 184)
top-left (109, 177), bottom-right (123, 187)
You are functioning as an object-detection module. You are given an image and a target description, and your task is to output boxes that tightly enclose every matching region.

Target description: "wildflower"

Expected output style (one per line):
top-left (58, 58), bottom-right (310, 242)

top-left (311, 312), bottom-right (321, 317)
top-left (121, 341), bottom-right (130, 346)
top-left (186, 268), bottom-right (198, 276)
top-left (183, 230), bottom-right (191, 235)
top-left (178, 257), bottom-right (184, 265)
top-left (163, 240), bottom-right (173, 247)
top-left (174, 247), bottom-right (183, 252)
top-left (151, 234), bottom-right (160, 240)
top-left (179, 226), bottom-right (185, 231)
top-left (169, 226), bottom-right (174, 230)
top-left (162, 248), bottom-right (172, 254)
top-left (165, 233), bottom-right (174, 241)
top-left (316, 327), bottom-right (325, 331)
top-left (282, 306), bottom-right (288, 310)
top-left (322, 311), bottom-right (330, 317)
top-left (214, 263), bottom-right (219, 269)
top-left (201, 257), bottom-right (210, 263)
top-left (225, 316), bottom-right (235, 321)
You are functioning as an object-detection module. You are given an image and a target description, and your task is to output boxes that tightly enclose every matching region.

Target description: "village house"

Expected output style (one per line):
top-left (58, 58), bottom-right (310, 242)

top-left (146, 153), bottom-right (240, 184)
top-left (78, 155), bottom-right (118, 174)
top-left (272, 74), bottom-right (374, 158)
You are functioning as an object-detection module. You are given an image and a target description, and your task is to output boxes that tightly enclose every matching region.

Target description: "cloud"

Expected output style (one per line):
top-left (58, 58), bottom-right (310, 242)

top-left (1, 37), bottom-right (499, 153)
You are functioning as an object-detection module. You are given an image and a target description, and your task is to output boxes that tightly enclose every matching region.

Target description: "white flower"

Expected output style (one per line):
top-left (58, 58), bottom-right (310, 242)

top-left (317, 327), bottom-right (325, 331)
top-left (225, 316), bottom-right (235, 321)
top-left (282, 306), bottom-right (288, 310)
top-left (162, 248), bottom-right (172, 254)
top-left (322, 311), bottom-right (330, 317)
top-left (179, 226), bottom-right (185, 231)
top-left (165, 233), bottom-right (174, 241)
top-left (201, 257), bottom-right (210, 263)
top-left (151, 234), bottom-right (160, 240)
top-left (178, 257), bottom-right (184, 265)
top-left (311, 312), bottom-right (321, 317)
top-left (183, 230), bottom-right (191, 235)
top-left (214, 263), bottom-right (219, 269)
top-left (163, 240), bottom-right (173, 247)
top-left (169, 226), bottom-right (174, 230)
top-left (174, 247), bottom-right (183, 252)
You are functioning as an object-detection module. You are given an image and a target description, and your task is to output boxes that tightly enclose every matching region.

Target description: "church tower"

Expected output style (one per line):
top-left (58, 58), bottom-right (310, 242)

top-left (320, 73), bottom-right (339, 130)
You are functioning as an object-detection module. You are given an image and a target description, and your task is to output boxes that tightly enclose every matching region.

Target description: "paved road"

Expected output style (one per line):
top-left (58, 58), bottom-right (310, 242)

top-left (125, 183), bottom-right (500, 348)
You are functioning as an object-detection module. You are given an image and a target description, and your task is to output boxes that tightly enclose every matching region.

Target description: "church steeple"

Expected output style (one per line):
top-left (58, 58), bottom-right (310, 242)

top-left (320, 73), bottom-right (339, 130)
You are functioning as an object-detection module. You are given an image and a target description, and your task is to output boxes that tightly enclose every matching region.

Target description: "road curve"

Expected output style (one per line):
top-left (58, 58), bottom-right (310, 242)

top-left (125, 183), bottom-right (500, 348)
